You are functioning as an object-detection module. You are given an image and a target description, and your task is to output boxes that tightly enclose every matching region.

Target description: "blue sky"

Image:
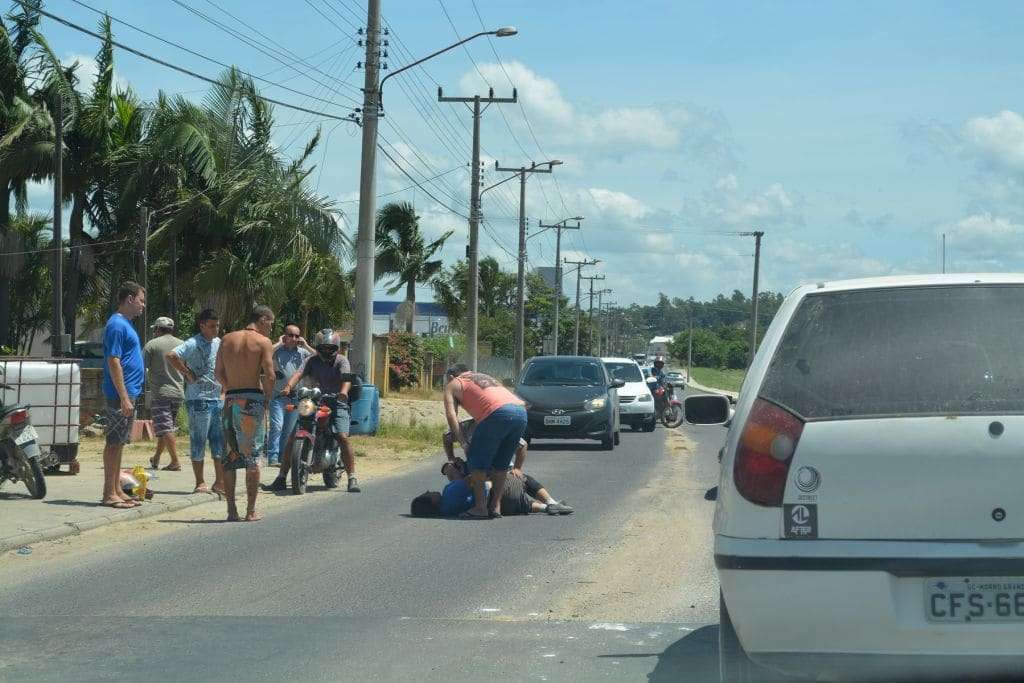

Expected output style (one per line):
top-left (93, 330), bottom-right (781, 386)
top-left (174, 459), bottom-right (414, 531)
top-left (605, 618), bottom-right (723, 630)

top-left (25, 0), bottom-right (1024, 304)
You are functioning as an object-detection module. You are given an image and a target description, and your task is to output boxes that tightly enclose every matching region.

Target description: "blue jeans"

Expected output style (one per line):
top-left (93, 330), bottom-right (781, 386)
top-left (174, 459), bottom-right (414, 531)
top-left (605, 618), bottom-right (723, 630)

top-left (267, 395), bottom-right (299, 464)
top-left (466, 404), bottom-right (527, 472)
top-left (186, 399), bottom-right (225, 462)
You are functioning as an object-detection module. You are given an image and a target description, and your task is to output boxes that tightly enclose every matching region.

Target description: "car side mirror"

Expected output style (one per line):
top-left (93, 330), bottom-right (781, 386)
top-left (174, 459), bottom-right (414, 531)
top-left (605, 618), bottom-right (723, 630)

top-left (609, 378), bottom-right (625, 389)
top-left (684, 394), bottom-right (733, 426)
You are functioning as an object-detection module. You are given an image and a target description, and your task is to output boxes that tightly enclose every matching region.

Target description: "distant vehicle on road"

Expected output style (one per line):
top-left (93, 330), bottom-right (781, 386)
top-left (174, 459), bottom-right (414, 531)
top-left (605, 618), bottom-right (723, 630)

top-left (601, 357), bottom-right (655, 432)
top-left (664, 370), bottom-right (687, 388)
top-left (516, 355), bottom-right (623, 450)
top-left (686, 274), bottom-right (1024, 682)
top-left (631, 353), bottom-right (647, 365)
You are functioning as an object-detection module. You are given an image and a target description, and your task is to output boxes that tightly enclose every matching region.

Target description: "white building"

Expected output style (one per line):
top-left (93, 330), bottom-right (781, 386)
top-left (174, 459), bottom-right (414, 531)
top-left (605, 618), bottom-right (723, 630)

top-left (372, 301), bottom-right (450, 336)
top-left (647, 335), bottom-right (673, 358)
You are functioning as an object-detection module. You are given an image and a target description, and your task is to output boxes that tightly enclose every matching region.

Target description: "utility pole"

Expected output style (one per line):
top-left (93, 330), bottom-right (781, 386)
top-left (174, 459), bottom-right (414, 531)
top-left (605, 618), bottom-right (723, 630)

top-left (564, 258), bottom-right (599, 355)
top-left (137, 207), bottom-right (150, 346)
top-left (538, 218), bottom-right (581, 353)
top-left (942, 233), bottom-right (946, 274)
top-left (741, 230), bottom-right (764, 367)
top-left (600, 299), bottom-right (615, 356)
top-left (582, 276), bottom-right (605, 355)
top-left (352, 0), bottom-right (381, 380)
top-left (170, 235), bottom-right (178, 324)
top-left (51, 94), bottom-right (64, 357)
top-left (439, 87), bottom-right (517, 369)
top-left (687, 302), bottom-right (694, 382)
top-left (494, 160), bottom-right (558, 373)
top-left (592, 286), bottom-right (610, 354)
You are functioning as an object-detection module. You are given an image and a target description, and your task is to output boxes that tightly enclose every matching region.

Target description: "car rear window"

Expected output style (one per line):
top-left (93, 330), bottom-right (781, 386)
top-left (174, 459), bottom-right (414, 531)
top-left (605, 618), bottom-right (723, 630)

top-left (604, 362), bottom-right (642, 382)
top-left (760, 285), bottom-right (1024, 419)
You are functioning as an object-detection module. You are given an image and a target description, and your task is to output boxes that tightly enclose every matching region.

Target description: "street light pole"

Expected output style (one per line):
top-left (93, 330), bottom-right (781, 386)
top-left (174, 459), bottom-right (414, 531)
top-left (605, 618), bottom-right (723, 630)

top-left (492, 160), bottom-right (560, 372)
top-left (351, 13), bottom-right (517, 378)
top-left (564, 257), bottom-right (599, 355)
top-left (352, 0), bottom-right (382, 380)
top-left (741, 230), bottom-right (764, 367)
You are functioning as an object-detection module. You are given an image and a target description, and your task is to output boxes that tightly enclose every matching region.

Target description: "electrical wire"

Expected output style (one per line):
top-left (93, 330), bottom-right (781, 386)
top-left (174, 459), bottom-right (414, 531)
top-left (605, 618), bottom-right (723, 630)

top-left (25, 2), bottom-right (359, 122)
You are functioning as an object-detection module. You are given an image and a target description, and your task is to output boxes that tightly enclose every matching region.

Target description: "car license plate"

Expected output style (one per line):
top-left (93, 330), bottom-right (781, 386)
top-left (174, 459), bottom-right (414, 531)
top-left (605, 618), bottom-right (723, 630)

top-left (543, 415), bottom-right (571, 426)
top-left (926, 577), bottom-right (1024, 622)
top-left (13, 424), bottom-right (38, 446)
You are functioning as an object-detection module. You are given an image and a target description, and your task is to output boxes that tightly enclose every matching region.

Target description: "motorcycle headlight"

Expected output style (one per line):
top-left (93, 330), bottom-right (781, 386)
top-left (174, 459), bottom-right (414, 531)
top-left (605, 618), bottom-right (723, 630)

top-left (584, 397), bottom-right (607, 411)
top-left (297, 398), bottom-right (317, 417)
top-left (296, 387), bottom-right (311, 399)
top-left (638, 394), bottom-right (653, 402)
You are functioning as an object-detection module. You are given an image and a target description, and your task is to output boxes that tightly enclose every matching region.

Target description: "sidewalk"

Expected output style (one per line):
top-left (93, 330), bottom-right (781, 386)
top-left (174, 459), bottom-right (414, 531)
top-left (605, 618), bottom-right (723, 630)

top-left (0, 437), bottom-right (281, 554)
top-left (680, 371), bottom-right (740, 400)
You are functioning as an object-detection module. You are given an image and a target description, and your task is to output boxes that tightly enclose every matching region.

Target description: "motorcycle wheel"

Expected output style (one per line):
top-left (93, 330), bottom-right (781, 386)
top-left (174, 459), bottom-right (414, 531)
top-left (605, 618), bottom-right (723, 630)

top-left (662, 404), bottom-right (684, 428)
top-left (323, 460), bottom-right (341, 489)
top-left (290, 440), bottom-right (309, 495)
top-left (23, 457), bottom-right (46, 500)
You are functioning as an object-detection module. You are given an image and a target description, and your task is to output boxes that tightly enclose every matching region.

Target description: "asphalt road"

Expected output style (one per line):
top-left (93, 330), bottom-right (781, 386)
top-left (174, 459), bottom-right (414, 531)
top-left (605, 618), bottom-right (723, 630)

top-left (0, 415), bottom-right (726, 682)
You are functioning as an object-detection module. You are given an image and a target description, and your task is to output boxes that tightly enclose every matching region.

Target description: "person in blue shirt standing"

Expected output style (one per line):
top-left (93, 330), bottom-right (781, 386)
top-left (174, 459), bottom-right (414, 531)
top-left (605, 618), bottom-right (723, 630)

top-left (167, 308), bottom-right (225, 495)
top-left (101, 281), bottom-right (146, 509)
top-left (267, 324), bottom-right (313, 467)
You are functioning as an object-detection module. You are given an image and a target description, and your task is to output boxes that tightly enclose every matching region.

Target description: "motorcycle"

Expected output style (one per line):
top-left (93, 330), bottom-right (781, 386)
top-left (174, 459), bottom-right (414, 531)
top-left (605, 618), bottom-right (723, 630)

top-left (0, 383), bottom-right (46, 499)
top-left (647, 376), bottom-right (684, 428)
top-left (286, 387), bottom-right (345, 494)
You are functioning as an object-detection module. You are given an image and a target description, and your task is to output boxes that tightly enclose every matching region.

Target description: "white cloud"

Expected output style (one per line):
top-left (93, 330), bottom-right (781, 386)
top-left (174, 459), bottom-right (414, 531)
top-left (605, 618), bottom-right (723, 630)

top-left (962, 110), bottom-right (1024, 172)
top-left (62, 53), bottom-right (128, 94)
top-left (459, 61), bottom-right (736, 163)
top-left (587, 187), bottom-right (651, 220)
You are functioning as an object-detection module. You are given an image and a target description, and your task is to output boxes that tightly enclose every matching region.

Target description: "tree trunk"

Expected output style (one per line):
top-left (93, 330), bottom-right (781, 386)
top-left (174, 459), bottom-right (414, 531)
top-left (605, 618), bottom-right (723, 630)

top-left (64, 193), bottom-right (86, 339)
top-left (0, 182), bottom-right (12, 349)
top-left (405, 278), bottom-right (415, 333)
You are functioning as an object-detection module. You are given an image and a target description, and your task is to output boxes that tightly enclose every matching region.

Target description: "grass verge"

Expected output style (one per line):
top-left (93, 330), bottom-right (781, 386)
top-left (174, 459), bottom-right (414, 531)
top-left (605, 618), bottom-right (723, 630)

top-left (384, 387), bottom-right (443, 402)
top-left (350, 421), bottom-right (444, 459)
top-left (689, 367), bottom-right (745, 393)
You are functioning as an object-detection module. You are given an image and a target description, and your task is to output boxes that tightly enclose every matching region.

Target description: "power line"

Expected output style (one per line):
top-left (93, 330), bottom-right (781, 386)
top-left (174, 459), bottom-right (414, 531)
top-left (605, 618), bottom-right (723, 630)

top-left (27, 2), bottom-right (359, 123)
top-left (337, 165), bottom-right (466, 203)
top-left (376, 143), bottom-right (468, 219)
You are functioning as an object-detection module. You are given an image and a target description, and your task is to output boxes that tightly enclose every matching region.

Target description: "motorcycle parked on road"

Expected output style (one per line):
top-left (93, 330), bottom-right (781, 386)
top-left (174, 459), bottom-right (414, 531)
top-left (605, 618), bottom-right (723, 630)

top-left (647, 376), bottom-right (684, 428)
top-left (0, 384), bottom-right (46, 499)
top-left (286, 387), bottom-right (345, 494)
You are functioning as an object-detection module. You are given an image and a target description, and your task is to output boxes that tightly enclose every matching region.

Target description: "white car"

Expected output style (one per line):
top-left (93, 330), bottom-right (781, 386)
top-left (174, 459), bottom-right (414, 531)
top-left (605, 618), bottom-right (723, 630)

top-left (601, 357), bottom-right (656, 432)
top-left (686, 274), bottom-right (1024, 682)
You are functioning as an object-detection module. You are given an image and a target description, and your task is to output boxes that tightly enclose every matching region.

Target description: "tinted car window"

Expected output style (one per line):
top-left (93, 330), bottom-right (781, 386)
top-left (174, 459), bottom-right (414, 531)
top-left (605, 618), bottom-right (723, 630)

top-left (604, 362), bottom-right (642, 382)
top-left (760, 285), bottom-right (1024, 419)
top-left (522, 360), bottom-right (605, 386)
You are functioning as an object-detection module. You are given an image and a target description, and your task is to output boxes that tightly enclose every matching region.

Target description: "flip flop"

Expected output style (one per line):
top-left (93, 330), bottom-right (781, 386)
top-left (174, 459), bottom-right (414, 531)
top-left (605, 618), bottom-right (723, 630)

top-left (161, 463), bottom-right (181, 471)
top-left (100, 500), bottom-right (135, 509)
top-left (489, 511), bottom-right (503, 519)
top-left (193, 485), bottom-right (211, 494)
top-left (458, 511), bottom-right (491, 520)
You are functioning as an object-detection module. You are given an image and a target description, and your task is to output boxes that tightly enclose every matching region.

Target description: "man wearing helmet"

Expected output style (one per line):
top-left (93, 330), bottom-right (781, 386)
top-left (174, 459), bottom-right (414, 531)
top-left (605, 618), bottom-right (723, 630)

top-left (266, 328), bottom-right (360, 493)
top-left (651, 356), bottom-right (667, 383)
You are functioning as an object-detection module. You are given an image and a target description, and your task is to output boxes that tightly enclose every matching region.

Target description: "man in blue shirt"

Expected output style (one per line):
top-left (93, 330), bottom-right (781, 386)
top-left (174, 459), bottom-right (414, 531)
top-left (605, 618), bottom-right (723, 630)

top-left (101, 281), bottom-right (146, 509)
top-left (267, 324), bottom-right (313, 467)
top-left (167, 309), bottom-right (225, 495)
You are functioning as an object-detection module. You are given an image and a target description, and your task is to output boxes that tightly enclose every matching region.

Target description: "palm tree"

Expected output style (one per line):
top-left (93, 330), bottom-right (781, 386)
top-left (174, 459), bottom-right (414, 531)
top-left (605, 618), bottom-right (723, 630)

top-left (374, 201), bottom-right (452, 332)
top-left (0, 2), bottom-right (77, 349)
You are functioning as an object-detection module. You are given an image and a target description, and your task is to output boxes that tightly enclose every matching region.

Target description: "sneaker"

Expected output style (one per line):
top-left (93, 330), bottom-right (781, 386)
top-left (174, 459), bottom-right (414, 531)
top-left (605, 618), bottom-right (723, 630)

top-left (347, 477), bottom-right (361, 493)
top-left (261, 478), bottom-right (287, 492)
top-left (546, 502), bottom-right (574, 515)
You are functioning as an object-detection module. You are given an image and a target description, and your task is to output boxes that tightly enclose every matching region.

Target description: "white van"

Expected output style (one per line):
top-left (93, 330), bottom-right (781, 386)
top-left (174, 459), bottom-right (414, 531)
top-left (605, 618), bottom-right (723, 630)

top-left (686, 274), bottom-right (1024, 682)
top-left (601, 357), bottom-right (656, 431)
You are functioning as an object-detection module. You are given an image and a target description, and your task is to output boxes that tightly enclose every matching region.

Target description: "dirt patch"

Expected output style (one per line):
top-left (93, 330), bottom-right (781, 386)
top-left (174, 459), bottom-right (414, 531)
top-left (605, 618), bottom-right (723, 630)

top-left (549, 428), bottom-right (718, 622)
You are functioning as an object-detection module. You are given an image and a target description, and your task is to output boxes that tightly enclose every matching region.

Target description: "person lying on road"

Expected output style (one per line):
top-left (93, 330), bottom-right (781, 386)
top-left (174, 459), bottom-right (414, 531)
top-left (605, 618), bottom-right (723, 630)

top-left (409, 465), bottom-right (573, 518)
top-left (443, 417), bottom-right (528, 479)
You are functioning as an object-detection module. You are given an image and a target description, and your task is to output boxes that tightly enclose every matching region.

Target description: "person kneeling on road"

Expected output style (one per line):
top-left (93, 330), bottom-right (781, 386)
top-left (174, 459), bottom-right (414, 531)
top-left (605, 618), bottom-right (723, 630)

top-left (443, 364), bottom-right (527, 519)
top-left (409, 463), bottom-right (573, 517)
top-left (262, 329), bottom-right (360, 493)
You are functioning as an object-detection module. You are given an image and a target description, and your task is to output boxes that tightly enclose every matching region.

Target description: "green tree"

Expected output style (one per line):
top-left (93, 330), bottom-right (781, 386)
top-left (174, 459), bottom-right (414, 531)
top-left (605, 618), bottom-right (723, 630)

top-left (374, 201), bottom-right (451, 332)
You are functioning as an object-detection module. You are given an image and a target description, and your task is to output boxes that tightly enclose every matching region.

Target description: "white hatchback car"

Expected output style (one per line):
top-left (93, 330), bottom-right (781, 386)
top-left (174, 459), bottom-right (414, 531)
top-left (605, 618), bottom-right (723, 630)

top-left (602, 357), bottom-right (656, 432)
top-left (686, 274), bottom-right (1024, 682)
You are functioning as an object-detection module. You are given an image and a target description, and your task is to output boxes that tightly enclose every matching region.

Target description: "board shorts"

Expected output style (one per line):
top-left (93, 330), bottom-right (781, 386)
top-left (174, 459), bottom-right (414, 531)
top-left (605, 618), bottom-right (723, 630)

top-left (221, 391), bottom-right (266, 471)
top-left (466, 404), bottom-right (528, 473)
top-left (150, 399), bottom-right (180, 437)
top-left (500, 473), bottom-right (535, 515)
top-left (104, 397), bottom-right (137, 446)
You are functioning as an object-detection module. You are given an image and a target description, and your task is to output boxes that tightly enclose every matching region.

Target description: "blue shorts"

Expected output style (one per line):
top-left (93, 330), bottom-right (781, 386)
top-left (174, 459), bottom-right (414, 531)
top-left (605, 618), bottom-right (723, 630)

top-left (330, 401), bottom-right (351, 436)
top-left (466, 404), bottom-right (527, 473)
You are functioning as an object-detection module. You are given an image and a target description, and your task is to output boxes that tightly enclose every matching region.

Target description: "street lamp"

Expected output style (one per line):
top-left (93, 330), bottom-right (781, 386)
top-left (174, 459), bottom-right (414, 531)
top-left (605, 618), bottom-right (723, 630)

top-left (378, 27), bottom-right (518, 111)
top-left (352, 16), bottom-right (517, 380)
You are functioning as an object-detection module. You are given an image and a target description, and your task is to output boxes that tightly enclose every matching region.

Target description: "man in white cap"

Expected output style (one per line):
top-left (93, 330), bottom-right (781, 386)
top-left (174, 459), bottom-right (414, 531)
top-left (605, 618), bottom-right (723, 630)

top-left (144, 316), bottom-right (185, 470)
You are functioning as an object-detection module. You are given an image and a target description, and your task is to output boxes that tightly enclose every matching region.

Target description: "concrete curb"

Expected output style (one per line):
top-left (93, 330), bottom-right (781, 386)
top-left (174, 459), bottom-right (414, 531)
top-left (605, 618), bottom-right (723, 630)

top-left (0, 490), bottom-right (223, 555)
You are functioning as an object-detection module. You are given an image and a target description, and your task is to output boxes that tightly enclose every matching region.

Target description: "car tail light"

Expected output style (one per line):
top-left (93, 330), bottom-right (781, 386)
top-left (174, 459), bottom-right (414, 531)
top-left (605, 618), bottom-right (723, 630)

top-left (8, 409), bottom-right (28, 427)
top-left (733, 399), bottom-right (804, 507)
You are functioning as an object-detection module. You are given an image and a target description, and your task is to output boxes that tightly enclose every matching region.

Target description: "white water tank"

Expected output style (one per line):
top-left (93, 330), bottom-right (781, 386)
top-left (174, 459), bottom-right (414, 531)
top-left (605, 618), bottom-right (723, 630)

top-left (0, 359), bottom-right (81, 450)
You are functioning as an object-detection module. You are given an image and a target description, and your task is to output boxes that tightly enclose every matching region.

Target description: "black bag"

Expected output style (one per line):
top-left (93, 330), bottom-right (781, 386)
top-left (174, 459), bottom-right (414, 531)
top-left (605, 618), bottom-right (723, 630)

top-left (341, 372), bottom-right (362, 404)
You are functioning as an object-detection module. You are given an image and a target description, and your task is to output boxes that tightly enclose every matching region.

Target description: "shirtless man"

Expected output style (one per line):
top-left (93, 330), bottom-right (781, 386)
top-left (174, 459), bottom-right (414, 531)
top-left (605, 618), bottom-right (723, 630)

top-left (214, 305), bottom-right (275, 522)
